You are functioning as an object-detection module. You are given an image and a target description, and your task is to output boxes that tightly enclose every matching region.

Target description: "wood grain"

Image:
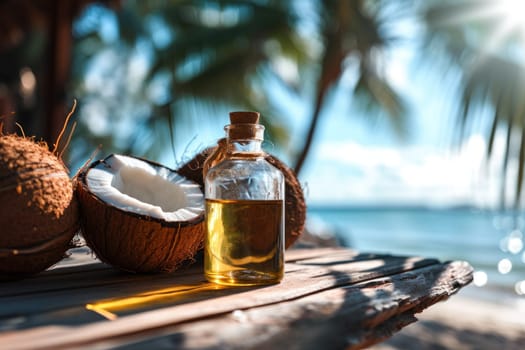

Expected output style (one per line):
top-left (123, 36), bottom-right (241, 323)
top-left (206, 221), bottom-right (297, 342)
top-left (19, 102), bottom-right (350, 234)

top-left (0, 248), bottom-right (473, 350)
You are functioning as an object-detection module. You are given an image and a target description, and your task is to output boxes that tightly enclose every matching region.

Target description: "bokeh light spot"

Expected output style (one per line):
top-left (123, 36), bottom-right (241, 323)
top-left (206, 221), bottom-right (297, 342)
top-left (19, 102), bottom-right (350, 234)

top-left (515, 280), bottom-right (525, 295)
top-left (19, 67), bottom-right (36, 93)
top-left (508, 230), bottom-right (524, 254)
top-left (497, 258), bottom-right (512, 274)
top-left (473, 270), bottom-right (488, 287)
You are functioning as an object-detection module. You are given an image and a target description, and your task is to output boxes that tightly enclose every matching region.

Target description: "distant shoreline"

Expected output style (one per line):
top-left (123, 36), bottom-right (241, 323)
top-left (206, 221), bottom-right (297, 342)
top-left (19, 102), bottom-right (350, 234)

top-left (307, 204), bottom-right (519, 213)
top-left (306, 205), bottom-right (525, 298)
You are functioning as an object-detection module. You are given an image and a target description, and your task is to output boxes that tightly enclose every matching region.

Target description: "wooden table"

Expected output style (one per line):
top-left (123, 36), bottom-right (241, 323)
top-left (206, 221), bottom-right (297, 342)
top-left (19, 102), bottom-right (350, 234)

top-left (0, 247), bottom-right (472, 349)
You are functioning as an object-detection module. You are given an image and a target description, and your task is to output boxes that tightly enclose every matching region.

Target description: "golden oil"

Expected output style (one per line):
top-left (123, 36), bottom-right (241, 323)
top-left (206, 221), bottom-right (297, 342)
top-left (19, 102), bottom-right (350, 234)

top-left (204, 198), bottom-right (284, 286)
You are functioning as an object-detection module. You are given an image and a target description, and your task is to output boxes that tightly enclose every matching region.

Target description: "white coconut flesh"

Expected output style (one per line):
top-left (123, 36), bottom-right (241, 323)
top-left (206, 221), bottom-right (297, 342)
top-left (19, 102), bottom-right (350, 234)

top-left (86, 154), bottom-right (204, 222)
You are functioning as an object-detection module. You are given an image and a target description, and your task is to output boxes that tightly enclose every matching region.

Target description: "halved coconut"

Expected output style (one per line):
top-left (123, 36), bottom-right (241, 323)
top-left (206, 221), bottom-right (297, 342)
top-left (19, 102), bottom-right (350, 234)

top-left (77, 154), bottom-right (205, 273)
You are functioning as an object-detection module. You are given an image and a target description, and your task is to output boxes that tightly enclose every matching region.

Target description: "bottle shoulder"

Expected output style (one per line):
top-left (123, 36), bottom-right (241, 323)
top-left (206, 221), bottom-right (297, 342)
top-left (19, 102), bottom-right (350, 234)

top-left (205, 156), bottom-right (284, 200)
top-left (206, 157), bottom-right (283, 179)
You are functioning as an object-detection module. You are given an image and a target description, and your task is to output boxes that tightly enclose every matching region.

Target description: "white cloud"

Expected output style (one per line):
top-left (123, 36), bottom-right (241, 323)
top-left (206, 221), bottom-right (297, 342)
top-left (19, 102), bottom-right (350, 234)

top-left (303, 134), bottom-right (495, 207)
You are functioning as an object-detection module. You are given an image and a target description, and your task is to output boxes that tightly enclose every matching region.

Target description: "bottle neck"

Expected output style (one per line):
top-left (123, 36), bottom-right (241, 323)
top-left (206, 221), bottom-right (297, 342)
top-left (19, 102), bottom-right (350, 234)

top-left (224, 123), bottom-right (265, 157)
top-left (227, 139), bottom-right (264, 157)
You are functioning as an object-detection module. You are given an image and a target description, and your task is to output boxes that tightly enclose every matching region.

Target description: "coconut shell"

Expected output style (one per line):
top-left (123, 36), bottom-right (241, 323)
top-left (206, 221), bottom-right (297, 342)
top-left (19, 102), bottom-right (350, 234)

top-left (178, 146), bottom-right (306, 249)
top-left (0, 135), bottom-right (78, 280)
top-left (77, 156), bottom-right (205, 273)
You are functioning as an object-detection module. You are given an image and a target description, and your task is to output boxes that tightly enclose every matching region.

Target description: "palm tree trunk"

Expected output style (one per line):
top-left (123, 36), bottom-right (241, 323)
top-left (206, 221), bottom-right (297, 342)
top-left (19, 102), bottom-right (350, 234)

top-left (293, 89), bottom-right (327, 176)
top-left (44, 0), bottom-right (73, 146)
top-left (293, 29), bottom-right (344, 175)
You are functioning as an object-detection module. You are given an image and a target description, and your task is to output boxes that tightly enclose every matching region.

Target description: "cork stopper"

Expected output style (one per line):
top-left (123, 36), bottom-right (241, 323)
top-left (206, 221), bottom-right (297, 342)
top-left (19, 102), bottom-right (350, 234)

top-left (226, 111), bottom-right (264, 140)
top-left (229, 111), bottom-right (260, 124)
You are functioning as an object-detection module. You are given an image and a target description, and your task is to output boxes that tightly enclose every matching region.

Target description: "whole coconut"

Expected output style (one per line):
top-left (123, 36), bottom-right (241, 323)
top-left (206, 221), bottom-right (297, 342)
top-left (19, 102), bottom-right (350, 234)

top-left (0, 135), bottom-right (79, 279)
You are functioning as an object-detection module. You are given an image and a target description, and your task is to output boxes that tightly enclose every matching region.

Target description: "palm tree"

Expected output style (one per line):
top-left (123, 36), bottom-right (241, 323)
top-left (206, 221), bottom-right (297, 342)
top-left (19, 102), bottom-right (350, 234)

top-left (423, 0), bottom-right (525, 208)
top-left (72, 0), bottom-right (408, 173)
top-left (292, 0), bottom-right (407, 174)
top-left (71, 0), bottom-right (307, 165)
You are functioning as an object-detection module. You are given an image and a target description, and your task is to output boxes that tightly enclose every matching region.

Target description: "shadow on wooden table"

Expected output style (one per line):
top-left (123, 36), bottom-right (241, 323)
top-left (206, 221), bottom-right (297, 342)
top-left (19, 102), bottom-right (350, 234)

top-left (374, 319), bottom-right (525, 350)
top-left (0, 247), bottom-right (472, 350)
top-left (150, 255), bottom-right (461, 350)
top-left (104, 253), bottom-right (456, 350)
top-left (0, 261), bottom-right (260, 331)
top-left (287, 254), bottom-right (466, 350)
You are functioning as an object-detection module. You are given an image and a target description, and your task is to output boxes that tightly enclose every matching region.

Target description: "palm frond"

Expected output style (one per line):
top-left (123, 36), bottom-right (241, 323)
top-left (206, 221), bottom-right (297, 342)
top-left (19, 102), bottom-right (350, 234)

top-left (517, 128), bottom-right (525, 208)
top-left (72, 0), bottom-right (306, 163)
top-left (354, 64), bottom-right (406, 134)
top-left (423, 0), bottom-right (525, 208)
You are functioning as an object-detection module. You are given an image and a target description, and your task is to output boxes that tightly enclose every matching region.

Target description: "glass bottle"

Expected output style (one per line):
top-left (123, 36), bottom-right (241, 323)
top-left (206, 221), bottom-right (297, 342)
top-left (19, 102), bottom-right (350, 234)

top-left (204, 111), bottom-right (285, 286)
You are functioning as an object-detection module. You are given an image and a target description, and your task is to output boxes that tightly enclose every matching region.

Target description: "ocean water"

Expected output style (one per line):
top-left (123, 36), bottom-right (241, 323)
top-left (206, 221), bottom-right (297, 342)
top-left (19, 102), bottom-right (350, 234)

top-left (308, 207), bottom-right (525, 295)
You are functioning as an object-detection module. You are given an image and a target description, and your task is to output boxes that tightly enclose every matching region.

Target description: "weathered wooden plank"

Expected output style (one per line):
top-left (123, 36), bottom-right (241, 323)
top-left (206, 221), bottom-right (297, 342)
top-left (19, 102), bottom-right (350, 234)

top-left (0, 248), bottom-right (470, 350)
top-left (0, 261), bottom-right (473, 350)
top-left (0, 263), bottom-right (196, 298)
top-left (285, 247), bottom-right (375, 262)
top-left (0, 248), bottom-right (358, 297)
top-left (82, 261), bottom-right (474, 350)
top-left (0, 248), bottom-right (424, 301)
top-left (0, 254), bottom-right (436, 322)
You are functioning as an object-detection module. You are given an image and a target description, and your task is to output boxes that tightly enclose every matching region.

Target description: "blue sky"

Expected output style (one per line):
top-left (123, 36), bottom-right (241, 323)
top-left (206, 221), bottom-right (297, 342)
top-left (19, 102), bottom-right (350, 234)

top-left (291, 41), bottom-right (494, 208)
top-left (156, 39), bottom-right (496, 208)
top-left (76, 3), bottom-right (506, 208)
top-left (192, 4), bottom-right (502, 208)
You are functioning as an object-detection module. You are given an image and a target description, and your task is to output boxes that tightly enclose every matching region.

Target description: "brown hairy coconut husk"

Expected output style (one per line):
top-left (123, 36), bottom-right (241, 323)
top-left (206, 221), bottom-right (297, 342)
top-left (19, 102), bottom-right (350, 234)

top-left (178, 143), bottom-right (306, 249)
top-left (77, 154), bottom-right (205, 273)
top-left (0, 135), bottom-right (79, 280)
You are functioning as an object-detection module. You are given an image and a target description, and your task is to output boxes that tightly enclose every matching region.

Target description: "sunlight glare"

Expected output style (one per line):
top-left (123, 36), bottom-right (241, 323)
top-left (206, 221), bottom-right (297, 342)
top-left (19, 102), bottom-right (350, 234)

top-left (498, 0), bottom-right (525, 35)
top-left (446, 0), bottom-right (525, 69)
top-left (85, 283), bottom-right (226, 320)
top-left (473, 270), bottom-right (488, 287)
